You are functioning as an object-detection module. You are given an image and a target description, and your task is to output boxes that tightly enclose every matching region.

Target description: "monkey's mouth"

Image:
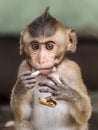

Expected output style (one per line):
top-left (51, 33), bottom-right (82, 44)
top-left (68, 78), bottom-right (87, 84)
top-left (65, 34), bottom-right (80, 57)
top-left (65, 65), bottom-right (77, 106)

top-left (36, 65), bottom-right (56, 74)
top-left (37, 64), bottom-right (56, 70)
top-left (38, 66), bottom-right (53, 70)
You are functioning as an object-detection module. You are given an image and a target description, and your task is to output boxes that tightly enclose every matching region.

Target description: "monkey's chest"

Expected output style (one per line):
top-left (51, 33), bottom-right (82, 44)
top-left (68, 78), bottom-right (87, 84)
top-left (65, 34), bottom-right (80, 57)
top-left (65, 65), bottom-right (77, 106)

top-left (32, 83), bottom-right (70, 130)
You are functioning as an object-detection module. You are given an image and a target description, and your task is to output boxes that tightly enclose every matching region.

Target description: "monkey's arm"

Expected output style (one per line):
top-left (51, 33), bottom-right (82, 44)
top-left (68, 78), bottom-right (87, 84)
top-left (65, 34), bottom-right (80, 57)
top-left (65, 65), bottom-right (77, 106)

top-left (10, 61), bottom-right (37, 130)
top-left (39, 63), bottom-right (92, 125)
top-left (11, 79), bottom-right (34, 130)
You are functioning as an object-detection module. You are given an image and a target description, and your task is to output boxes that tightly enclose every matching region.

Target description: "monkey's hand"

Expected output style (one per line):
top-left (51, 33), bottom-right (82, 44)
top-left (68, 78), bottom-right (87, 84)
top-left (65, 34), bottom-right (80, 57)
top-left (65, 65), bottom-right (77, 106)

top-left (39, 76), bottom-right (81, 103)
top-left (19, 71), bottom-right (40, 89)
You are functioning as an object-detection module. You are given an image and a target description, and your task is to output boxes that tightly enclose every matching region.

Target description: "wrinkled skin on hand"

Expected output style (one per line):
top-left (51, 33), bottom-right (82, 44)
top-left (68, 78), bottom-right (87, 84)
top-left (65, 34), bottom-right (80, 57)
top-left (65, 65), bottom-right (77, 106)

top-left (39, 76), bottom-right (81, 103)
top-left (19, 71), bottom-right (36, 89)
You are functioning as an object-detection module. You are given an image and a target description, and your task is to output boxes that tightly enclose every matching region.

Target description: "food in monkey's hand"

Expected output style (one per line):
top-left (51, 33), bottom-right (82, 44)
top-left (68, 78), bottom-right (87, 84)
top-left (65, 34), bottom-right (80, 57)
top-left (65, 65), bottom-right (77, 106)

top-left (39, 98), bottom-right (57, 107)
top-left (31, 70), bottom-right (40, 77)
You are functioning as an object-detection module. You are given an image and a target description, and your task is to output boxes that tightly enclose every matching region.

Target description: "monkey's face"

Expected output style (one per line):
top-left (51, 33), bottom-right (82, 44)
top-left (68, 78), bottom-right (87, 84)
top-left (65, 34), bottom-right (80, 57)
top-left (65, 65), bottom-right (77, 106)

top-left (21, 26), bottom-right (77, 75)
top-left (21, 30), bottom-right (67, 75)
top-left (20, 9), bottom-right (77, 75)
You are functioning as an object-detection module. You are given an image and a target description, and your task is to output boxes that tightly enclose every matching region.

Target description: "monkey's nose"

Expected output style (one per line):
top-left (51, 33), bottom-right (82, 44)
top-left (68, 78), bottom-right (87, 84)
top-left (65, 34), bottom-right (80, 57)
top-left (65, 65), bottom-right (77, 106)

top-left (39, 60), bottom-right (45, 65)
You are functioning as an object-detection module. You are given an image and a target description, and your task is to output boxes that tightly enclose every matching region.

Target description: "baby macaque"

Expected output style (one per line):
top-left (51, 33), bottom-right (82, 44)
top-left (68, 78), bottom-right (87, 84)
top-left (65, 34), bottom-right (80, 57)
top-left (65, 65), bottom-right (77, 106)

top-left (10, 7), bottom-right (92, 130)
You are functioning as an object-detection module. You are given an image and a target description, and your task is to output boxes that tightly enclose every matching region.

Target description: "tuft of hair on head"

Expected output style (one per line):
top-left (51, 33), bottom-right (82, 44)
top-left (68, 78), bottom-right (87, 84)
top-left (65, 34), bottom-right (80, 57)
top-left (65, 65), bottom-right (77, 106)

top-left (27, 6), bottom-right (58, 38)
top-left (42, 6), bottom-right (50, 19)
top-left (38, 6), bottom-right (52, 27)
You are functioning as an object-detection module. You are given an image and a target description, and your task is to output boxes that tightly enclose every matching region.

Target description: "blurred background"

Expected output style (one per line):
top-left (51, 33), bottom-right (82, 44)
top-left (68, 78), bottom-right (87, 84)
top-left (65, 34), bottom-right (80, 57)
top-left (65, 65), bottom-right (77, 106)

top-left (0, 0), bottom-right (98, 129)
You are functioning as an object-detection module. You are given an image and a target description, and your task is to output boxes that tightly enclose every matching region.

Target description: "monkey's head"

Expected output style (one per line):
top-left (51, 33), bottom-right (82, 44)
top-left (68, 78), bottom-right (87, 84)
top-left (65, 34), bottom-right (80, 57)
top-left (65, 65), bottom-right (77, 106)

top-left (20, 8), bottom-right (77, 75)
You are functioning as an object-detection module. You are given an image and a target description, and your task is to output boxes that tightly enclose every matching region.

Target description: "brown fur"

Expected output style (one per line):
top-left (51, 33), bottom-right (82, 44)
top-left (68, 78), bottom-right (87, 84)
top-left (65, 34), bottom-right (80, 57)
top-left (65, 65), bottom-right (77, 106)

top-left (10, 8), bottom-right (92, 130)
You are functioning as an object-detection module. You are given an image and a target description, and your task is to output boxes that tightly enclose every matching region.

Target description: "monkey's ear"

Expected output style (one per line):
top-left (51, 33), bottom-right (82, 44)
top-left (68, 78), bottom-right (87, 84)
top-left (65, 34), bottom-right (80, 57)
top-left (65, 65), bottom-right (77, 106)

top-left (19, 31), bottom-right (24, 55)
top-left (67, 29), bottom-right (77, 53)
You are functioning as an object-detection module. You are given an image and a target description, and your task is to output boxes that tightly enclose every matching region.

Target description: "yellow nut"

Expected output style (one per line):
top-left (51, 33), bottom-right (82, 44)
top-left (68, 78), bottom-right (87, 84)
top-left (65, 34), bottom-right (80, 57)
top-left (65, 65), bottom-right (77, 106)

top-left (39, 98), bottom-right (57, 107)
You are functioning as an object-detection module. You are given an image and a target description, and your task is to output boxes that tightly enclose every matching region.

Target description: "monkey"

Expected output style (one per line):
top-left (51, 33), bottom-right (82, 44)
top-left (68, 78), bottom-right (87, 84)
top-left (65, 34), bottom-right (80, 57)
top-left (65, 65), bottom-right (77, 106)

top-left (10, 7), bottom-right (92, 130)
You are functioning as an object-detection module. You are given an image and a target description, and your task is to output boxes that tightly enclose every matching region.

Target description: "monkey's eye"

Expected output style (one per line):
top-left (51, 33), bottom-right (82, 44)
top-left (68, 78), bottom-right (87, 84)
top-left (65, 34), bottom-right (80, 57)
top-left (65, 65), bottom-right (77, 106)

top-left (31, 42), bottom-right (39, 50)
top-left (46, 42), bottom-right (54, 50)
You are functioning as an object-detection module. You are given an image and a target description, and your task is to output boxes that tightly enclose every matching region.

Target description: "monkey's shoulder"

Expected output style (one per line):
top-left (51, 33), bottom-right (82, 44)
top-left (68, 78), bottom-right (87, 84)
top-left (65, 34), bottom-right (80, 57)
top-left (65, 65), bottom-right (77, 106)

top-left (18, 60), bottom-right (31, 75)
top-left (56, 59), bottom-right (82, 81)
top-left (57, 59), bottom-right (88, 93)
top-left (58, 59), bottom-right (81, 74)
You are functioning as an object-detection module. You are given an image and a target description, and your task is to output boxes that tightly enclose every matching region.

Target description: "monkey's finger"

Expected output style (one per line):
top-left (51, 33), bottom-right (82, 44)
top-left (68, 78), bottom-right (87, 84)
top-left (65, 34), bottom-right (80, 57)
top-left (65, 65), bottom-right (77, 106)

top-left (20, 75), bottom-right (35, 81)
top-left (59, 77), bottom-right (67, 85)
top-left (39, 82), bottom-right (57, 91)
top-left (45, 96), bottom-right (58, 103)
top-left (48, 76), bottom-right (62, 87)
top-left (23, 79), bottom-right (36, 85)
top-left (25, 83), bottom-right (35, 89)
top-left (49, 94), bottom-right (66, 101)
top-left (52, 96), bottom-right (61, 100)
top-left (45, 96), bottom-right (55, 101)
top-left (19, 71), bottom-right (32, 77)
top-left (39, 87), bottom-right (49, 93)
top-left (39, 87), bottom-right (57, 95)
top-left (59, 77), bottom-right (70, 89)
